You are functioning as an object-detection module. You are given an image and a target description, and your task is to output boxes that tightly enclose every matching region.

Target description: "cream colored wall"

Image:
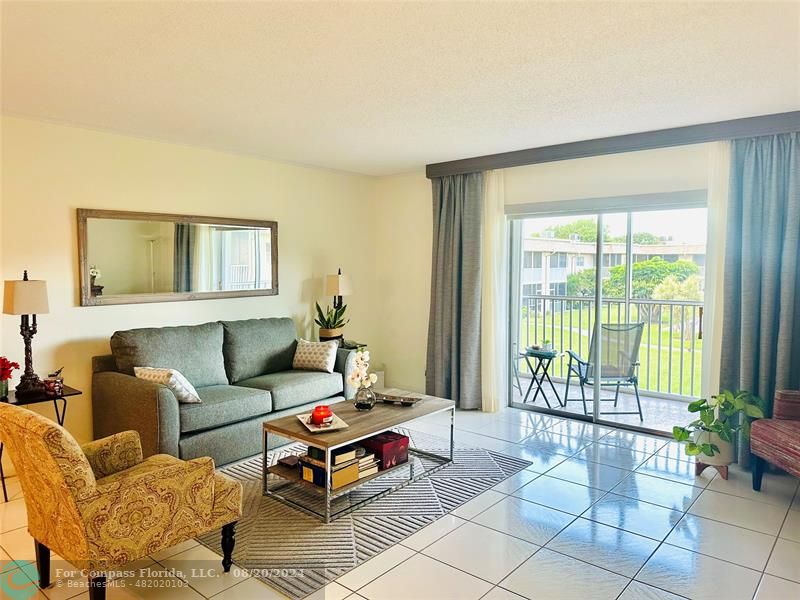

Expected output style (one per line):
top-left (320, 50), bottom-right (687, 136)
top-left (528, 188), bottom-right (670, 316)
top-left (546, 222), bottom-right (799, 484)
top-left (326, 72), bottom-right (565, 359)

top-left (0, 117), bottom-right (380, 469)
top-left (370, 171), bottom-right (432, 393)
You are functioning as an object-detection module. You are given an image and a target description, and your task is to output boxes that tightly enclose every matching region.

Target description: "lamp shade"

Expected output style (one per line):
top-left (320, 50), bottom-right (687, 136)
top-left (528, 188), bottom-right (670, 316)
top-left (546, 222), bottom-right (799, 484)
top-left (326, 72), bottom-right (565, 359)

top-left (324, 273), bottom-right (352, 297)
top-left (3, 279), bottom-right (49, 315)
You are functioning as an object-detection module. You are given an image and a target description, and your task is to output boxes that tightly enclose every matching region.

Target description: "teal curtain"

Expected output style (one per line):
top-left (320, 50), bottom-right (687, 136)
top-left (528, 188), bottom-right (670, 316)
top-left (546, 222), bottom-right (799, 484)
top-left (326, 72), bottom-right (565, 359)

top-left (720, 132), bottom-right (800, 464)
top-left (426, 173), bottom-right (484, 409)
top-left (173, 223), bottom-right (195, 293)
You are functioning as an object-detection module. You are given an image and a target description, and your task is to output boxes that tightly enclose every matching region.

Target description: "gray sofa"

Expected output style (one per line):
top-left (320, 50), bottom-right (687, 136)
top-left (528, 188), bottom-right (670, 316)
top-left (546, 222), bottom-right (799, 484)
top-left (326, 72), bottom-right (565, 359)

top-left (92, 317), bottom-right (356, 465)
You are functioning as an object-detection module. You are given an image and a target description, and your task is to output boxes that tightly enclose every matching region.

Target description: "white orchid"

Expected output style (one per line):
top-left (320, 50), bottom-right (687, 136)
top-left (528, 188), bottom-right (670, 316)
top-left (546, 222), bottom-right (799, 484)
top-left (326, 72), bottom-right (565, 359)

top-left (349, 350), bottom-right (378, 389)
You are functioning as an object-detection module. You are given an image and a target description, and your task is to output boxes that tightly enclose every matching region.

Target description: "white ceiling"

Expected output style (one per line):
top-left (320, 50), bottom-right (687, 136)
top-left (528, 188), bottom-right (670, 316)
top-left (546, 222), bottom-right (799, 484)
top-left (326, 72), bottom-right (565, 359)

top-left (2, 1), bottom-right (798, 176)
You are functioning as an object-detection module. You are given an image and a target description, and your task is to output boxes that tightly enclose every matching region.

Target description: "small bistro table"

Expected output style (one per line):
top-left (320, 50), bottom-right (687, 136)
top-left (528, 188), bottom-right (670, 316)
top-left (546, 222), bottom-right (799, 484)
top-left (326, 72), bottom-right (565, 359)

top-left (520, 349), bottom-right (563, 409)
top-left (0, 385), bottom-right (82, 502)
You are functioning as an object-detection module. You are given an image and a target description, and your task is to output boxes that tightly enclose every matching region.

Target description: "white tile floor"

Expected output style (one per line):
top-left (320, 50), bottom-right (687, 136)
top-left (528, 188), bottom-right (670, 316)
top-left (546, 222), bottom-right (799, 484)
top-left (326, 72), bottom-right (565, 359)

top-left (1, 407), bottom-right (799, 600)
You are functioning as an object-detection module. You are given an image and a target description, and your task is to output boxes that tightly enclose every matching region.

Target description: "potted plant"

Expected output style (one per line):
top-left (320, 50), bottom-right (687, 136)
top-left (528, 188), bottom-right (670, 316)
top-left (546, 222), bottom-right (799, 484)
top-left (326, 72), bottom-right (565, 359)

top-left (349, 350), bottom-right (379, 411)
top-left (315, 302), bottom-right (349, 342)
top-left (672, 390), bottom-right (765, 465)
top-left (0, 356), bottom-right (20, 399)
top-left (542, 339), bottom-right (553, 352)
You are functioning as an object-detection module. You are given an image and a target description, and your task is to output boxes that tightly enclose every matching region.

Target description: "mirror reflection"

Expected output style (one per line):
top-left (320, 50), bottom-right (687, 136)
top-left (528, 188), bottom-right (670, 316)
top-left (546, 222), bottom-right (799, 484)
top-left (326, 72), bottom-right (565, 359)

top-left (79, 210), bottom-right (278, 305)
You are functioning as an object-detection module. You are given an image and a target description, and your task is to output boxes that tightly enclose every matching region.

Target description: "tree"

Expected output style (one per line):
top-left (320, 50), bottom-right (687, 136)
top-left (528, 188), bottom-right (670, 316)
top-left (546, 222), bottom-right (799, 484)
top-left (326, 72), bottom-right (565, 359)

top-left (541, 219), bottom-right (605, 242)
top-left (565, 257), bottom-right (700, 300)
top-left (632, 232), bottom-right (662, 245)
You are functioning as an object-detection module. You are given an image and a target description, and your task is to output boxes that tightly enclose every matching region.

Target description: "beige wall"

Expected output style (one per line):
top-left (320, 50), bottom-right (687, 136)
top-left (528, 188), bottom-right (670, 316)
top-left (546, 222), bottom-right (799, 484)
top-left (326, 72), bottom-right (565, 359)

top-left (370, 171), bottom-right (432, 393)
top-left (0, 117), bottom-right (381, 468)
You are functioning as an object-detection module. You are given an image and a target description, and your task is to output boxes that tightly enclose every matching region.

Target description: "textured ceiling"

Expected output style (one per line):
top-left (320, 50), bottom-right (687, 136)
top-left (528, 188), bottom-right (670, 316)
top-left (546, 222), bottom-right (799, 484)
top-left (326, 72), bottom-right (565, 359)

top-left (2, 1), bottom-right (798, 175)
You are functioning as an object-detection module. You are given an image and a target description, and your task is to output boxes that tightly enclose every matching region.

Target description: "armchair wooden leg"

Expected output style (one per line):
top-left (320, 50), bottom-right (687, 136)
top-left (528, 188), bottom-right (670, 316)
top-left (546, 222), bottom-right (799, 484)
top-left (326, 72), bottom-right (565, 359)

top-left (752, 455), bottom-right (765, 491)
top-left (88, 575), bottom-right (106, 600)
top-left (221, 522), bottom-right (237, 573)
top-left (35, 540), bottom-right (50, 588)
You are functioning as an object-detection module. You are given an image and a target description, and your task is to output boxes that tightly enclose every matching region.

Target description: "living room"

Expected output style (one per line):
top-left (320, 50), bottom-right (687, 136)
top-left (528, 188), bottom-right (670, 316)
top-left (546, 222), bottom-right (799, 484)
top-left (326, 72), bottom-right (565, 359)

top-left (1, 2), bottom-right (799, 600)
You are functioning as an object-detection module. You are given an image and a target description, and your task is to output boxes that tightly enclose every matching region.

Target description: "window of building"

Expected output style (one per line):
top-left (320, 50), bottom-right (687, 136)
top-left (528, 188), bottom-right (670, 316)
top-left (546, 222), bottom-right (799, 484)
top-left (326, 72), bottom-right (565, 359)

top-left (548, 282), bottom-right (567, 296)
top-left (522, 283), bottom-right (542, 296)
top-left (549, 252), bottom-right (567, 268)
top-left (602, 253), bottom-right (623, 267)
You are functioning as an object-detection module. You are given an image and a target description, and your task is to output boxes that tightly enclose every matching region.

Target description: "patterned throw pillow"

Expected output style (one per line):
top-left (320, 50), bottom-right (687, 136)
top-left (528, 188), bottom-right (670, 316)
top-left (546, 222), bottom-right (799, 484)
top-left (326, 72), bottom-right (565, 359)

top-left (134, 366), bottom-right (202, 404)
top-left (293, 339), bottom-right (338, 373)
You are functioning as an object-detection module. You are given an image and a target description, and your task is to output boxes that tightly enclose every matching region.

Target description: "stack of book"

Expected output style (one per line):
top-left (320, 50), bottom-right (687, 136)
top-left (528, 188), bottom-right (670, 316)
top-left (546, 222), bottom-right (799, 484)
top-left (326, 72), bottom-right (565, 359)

top-left (357, 452), bottom-right (380, 479)
top-left (300, 445), bottom-right (360, 490)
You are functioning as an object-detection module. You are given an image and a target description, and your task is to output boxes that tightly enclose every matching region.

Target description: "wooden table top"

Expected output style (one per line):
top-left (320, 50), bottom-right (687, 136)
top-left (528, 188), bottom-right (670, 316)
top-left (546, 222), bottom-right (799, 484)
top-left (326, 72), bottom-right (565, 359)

top-left (264, 393), bottom-right (454, 449)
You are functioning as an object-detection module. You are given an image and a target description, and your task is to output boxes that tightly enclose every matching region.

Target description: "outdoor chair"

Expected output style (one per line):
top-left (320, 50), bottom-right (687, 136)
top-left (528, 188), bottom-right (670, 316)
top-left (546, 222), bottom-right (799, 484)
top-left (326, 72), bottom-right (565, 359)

top-left (564, 322), bottom-right (645, 420)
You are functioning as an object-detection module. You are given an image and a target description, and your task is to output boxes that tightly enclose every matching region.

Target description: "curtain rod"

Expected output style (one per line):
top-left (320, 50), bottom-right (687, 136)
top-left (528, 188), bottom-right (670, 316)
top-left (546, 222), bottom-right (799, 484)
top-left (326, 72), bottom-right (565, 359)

top-left (426, 111), bottom-right (800, 179)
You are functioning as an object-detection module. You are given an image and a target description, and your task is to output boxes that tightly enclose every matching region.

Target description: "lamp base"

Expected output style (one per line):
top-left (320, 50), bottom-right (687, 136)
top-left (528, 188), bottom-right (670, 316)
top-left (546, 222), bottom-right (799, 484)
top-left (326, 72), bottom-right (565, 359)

top-left (15, 374), bottom-right (46, 398)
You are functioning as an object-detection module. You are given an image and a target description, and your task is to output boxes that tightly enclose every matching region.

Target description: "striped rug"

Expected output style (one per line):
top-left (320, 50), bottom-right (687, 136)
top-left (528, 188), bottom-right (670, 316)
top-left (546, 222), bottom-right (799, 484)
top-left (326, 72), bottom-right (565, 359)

top-left (197, 429), bottom-right (531, 599)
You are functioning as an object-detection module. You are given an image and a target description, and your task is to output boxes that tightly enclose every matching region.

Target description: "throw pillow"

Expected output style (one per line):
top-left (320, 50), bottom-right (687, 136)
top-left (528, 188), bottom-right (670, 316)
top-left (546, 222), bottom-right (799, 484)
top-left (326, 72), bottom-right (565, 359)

top-left (134, 366), bottom-right (202, 404)
top-left (292, 339), bottom-right (338, 373)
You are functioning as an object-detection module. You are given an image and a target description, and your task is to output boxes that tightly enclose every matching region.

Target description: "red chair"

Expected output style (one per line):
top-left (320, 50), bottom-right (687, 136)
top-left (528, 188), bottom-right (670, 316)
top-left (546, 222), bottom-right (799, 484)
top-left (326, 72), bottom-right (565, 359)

top-left (751, 390), bottom-right (800, 491)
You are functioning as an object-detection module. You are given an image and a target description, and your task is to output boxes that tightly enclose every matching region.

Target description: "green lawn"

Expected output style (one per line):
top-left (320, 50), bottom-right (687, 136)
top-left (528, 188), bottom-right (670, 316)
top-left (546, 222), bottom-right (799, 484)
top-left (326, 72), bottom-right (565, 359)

top-left (518, 304), bottom-right (702, 398)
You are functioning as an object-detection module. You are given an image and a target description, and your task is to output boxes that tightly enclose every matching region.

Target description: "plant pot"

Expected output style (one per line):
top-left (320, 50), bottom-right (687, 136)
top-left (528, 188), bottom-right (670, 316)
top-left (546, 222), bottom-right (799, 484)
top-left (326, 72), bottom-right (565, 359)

top-left (319, 327), bottom-right (344, 342)
top-left (692, 431), bottom-right (734, 465)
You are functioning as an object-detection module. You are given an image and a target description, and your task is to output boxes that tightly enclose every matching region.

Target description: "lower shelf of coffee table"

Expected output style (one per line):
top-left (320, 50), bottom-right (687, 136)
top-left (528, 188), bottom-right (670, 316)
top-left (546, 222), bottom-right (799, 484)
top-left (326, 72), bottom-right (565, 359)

top-left (267, 458), bottom-right (409, 499)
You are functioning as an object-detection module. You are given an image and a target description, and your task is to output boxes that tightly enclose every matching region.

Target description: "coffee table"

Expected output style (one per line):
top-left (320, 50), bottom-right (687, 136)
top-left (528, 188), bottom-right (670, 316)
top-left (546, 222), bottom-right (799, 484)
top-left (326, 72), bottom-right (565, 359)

top-left (262, 394), bottom-right (455, 522)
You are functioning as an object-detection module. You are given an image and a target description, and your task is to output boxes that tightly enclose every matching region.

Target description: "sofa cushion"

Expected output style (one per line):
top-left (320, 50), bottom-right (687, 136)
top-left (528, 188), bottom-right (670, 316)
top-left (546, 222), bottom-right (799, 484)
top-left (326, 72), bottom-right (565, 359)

top-left (221, 318), bottom-right (298, 383)
top-left (111, 322), bottom-right (228, 388)
top-left (235, 370), bottom-right (343, 411)
top-left (180, 385), bottom-right (272, 434)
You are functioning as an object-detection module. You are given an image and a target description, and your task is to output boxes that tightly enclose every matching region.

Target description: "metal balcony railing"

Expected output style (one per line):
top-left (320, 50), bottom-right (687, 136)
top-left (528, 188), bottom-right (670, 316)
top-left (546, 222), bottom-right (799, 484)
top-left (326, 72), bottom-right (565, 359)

top-left (518, 294), bottom-right (703, 399)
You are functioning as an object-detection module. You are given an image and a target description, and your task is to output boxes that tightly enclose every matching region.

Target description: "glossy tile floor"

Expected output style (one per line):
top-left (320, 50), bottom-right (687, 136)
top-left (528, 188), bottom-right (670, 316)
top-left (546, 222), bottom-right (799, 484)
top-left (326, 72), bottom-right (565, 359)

top-left (1, 407), bottom-right (799, 600)
top-left (512, 377), bottom-right (692, 434)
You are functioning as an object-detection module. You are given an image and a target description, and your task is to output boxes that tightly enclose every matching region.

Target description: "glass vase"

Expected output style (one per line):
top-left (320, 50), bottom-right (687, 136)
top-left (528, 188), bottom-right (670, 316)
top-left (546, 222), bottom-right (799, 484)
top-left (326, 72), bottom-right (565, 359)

top-left (0, 380), bottom-right (8, 400)
top-left (354, 386), bottom-right (376, 411)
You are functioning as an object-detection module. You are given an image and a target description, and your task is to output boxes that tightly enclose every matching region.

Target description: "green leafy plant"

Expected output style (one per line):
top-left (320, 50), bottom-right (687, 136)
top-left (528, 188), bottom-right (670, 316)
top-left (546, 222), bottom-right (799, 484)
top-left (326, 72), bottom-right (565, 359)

top-left (672, 390), bottom-right (765, 457)
top-left (315, 302), bottom-right (349, 329)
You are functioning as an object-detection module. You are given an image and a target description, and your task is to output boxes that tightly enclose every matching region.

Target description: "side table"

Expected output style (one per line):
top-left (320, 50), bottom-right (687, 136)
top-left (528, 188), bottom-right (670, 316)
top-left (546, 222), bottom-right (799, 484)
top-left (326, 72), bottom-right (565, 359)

top-left (0, 385), bottom-right (82, 502)
top-left (520, 349), bottom-right (563, 409)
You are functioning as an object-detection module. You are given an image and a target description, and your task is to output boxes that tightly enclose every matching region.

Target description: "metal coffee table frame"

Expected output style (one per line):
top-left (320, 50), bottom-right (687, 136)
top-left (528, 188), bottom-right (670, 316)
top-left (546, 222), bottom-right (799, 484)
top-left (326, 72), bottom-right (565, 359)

top-left (262, 403), bottom-right (455, 523)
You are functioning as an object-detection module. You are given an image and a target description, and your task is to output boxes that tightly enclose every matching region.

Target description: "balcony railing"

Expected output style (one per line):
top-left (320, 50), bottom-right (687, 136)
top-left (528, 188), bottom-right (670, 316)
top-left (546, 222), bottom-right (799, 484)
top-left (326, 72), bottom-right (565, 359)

top-left (517, 294), bottom-right (703, 399)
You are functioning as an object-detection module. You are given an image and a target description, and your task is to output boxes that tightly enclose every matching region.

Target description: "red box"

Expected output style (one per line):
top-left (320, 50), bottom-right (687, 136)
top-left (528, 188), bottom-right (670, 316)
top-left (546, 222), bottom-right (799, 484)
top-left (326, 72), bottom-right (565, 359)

top-left (361, 432), bottom-right (409, 470)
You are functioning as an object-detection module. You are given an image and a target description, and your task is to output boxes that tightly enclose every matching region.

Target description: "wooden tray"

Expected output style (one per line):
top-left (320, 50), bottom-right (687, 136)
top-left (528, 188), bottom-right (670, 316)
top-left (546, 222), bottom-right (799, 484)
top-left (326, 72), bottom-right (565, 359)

top-left (374, 388), bottom-right (424, 407)
top-left (296, 412), bottom-right (349, 433)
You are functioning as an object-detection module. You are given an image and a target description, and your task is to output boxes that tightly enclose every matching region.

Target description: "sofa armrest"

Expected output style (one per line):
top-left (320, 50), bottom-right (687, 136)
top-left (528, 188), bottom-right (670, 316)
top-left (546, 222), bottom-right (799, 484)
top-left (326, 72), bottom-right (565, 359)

top-left (81, 431), bottom-right (144, 479)
top-left (92, 371), bottom-right (180, 458)
top-left (334, 348), bottom-right (358, 400)
top-left (773, 390), bottom-right (800, 420)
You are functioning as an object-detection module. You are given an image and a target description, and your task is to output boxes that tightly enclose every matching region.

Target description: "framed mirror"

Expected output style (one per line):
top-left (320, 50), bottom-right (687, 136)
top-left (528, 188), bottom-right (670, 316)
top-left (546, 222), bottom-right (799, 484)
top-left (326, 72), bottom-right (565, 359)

top-left (77, 209), bottom-right (278, 306)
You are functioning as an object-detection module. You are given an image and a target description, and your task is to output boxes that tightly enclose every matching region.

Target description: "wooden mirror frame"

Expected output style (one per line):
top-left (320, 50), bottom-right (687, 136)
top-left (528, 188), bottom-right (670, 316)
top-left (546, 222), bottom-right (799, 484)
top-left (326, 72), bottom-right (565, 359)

top-left (77, 208), bottom-right (279, 306)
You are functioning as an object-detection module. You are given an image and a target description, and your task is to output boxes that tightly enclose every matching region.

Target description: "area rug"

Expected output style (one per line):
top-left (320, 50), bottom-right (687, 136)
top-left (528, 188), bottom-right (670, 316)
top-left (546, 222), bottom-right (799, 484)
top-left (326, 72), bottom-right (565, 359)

top-left (197, 429), bottom-right (531, 599)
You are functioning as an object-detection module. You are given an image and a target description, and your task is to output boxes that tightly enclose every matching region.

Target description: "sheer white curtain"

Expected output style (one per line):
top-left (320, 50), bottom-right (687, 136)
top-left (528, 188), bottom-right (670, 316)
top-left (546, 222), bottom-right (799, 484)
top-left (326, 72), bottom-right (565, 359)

top-left (701, 141), bottom-right (731, 398)
top-left (481, 170), bottom-right (507, 412)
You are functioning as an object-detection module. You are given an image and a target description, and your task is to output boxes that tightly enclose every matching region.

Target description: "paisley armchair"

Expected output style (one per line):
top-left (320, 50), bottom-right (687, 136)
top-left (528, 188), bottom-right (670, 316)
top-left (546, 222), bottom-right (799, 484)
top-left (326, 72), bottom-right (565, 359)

top-left (0, 402), bottom-right (242, 600)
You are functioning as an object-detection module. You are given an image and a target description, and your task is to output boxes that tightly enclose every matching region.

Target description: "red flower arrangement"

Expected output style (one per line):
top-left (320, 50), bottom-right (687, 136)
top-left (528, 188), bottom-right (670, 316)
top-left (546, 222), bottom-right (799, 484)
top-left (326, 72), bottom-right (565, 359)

top-left (0, 357), bottom-right (20, 382)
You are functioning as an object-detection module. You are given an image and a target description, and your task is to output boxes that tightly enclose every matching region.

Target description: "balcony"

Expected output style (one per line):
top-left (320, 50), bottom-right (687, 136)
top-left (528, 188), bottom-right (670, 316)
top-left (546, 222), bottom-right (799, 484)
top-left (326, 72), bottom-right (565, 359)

top-left (513, 294), bottom-right (703, 432)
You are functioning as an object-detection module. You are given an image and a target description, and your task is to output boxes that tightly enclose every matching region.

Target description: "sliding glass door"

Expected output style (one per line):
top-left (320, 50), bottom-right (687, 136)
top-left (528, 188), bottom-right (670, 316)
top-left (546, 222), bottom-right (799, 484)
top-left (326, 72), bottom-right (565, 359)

top-left (509, 205), bottom-right (708, 435)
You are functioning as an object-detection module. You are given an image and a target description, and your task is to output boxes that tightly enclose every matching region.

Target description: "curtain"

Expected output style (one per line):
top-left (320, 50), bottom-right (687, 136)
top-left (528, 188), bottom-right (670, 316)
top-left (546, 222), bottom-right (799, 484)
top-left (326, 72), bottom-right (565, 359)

top-left (173, 223), bottom-right (195, 292)
top-left (480, 171), bottom-right (507, 412)
top-left (700, 141), bottom-right (731, 399)
top-left (192, 225), bottom-right (216, 292)
top-left (426, 172), bottom-right (484, 409)
top-left (720, 132), bottom-right (800, 465)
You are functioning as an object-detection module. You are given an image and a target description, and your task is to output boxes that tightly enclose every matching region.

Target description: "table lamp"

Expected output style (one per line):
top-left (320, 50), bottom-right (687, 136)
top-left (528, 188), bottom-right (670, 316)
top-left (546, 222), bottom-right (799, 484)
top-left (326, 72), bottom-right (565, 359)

top-left (324, 268), bottom-right (352, 309)
top-left (3, 271), bottom-right (49, 397)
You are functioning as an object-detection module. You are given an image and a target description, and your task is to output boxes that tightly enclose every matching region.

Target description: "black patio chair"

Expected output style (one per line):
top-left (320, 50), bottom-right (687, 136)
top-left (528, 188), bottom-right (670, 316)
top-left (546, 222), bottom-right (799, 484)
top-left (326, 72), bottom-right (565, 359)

top-left (564, 322), bottom-right (645, 420)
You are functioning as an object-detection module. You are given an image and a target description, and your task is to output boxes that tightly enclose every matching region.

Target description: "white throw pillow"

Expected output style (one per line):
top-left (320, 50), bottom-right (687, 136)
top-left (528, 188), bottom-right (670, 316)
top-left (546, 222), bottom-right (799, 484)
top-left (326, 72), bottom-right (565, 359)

top-left (293, 339), bottom-right (338, 373)
top-left (134, 366), bottom-right (202, 404)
